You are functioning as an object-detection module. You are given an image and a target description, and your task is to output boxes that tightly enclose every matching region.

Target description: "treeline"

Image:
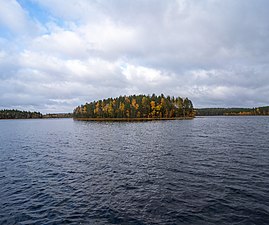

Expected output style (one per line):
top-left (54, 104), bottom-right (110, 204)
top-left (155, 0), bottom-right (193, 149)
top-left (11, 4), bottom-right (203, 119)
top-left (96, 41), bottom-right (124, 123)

top-left (196, 106), bottom-right (269, 116)
top-left (73, 94), bottom-right (194, 119)
top-left (0, 109), bottom-right (42, 119)
top-left (43, 113), bottom-right (73, 118)
top-left (0, 110), bottom-right (73, 119)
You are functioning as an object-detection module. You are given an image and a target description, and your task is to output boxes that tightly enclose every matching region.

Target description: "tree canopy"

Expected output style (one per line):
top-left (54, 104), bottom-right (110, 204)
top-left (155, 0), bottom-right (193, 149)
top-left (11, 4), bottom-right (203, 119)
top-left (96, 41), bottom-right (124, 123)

top-left (0, 109), bottom-right (42, 119)
top-left (73, 94), bottom-right (194, 119)
top-left (195, 106), bottom-right (269, 116)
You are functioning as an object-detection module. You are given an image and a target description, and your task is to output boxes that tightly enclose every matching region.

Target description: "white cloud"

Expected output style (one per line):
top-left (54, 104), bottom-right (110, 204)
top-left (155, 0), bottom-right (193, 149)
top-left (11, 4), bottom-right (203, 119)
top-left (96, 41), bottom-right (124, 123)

top-left (78, 21), bottom-right (138, 57)
top-left (1, 0), bottom-right (269, 112)
top-left (0, 0), bottom-right (28, 33)
top-left (0, 0), bottom-right (42, 35)
top-left (122, 64), bottom-right (172, 87)
top-left (32, 30), bottom-right (88, 59)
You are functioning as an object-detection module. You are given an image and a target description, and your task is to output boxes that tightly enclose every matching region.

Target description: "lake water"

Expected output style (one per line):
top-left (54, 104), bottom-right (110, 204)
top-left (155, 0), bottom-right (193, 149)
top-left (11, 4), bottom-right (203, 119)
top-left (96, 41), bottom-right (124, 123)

top-left (0, 117), bottom-right (268, 224)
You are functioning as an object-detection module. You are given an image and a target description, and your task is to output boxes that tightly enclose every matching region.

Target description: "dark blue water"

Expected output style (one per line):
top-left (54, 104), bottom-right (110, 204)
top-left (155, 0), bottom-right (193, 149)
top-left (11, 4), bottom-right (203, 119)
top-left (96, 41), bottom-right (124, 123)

top-left (0, 117), bottom-right (268, 225)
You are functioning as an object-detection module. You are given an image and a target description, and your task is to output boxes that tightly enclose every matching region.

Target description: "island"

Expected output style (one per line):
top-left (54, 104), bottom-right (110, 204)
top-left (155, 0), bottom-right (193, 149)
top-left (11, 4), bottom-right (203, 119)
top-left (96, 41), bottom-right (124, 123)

top-left (73, 94), bottom-right (195, 121)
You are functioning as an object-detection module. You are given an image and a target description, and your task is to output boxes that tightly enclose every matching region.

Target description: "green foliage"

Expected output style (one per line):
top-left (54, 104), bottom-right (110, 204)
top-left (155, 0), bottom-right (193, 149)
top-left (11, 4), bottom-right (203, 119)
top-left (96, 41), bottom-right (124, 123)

top-left (0, 109), bottom-right (42, 119)
top-left (196, 106), bottom-right (269, 116)
top-left (73, 94), bottom-right (194, 119)
top-left (43, 113), bottom-right (73, 118)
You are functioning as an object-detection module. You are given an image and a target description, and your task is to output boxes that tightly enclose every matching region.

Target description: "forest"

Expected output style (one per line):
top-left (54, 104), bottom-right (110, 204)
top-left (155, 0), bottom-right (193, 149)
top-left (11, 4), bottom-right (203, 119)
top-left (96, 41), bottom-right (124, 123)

top-left (0, 110), bottom-right (72, 119)
top-left (42, 113), bottom-right (73, 118)
top-left (73, 94), bottom-right (194, 119)
top-left (196, 106), bottom-right (269, 116)
top-left (0, 109), bottom-right (42, 119)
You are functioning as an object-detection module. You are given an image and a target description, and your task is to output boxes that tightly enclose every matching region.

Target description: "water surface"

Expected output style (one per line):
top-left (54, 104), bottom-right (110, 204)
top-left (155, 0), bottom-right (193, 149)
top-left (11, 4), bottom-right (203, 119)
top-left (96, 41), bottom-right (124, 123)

top-left (0, 117), bottom-right (269, 224)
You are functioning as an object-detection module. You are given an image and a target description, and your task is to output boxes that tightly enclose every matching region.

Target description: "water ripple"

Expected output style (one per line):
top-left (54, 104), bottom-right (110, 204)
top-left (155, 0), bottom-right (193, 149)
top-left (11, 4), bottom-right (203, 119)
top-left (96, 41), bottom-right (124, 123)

top-left (0, 117), bottom-right (269, 224)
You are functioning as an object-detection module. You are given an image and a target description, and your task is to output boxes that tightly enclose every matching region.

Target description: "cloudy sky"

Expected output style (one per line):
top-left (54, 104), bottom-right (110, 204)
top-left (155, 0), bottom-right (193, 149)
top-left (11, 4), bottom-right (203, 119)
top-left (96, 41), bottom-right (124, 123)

top-left (0, 0), bottom-right (269, 113)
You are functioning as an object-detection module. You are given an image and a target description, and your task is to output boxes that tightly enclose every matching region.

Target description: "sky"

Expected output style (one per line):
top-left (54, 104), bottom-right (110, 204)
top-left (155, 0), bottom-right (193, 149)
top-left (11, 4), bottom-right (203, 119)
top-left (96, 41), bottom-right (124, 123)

top-left (0, 0), bottom-right (269, 113)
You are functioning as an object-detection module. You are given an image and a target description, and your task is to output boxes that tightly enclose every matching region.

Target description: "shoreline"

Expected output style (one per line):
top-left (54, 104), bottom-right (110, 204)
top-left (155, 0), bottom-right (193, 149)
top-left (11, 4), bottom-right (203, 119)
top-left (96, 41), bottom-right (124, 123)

top-left (73, 117), bottom-right (194, 122)
top-left (2, 115), bottom-right (269, 121)
top-left (0, 117), bottom-right (72, 120)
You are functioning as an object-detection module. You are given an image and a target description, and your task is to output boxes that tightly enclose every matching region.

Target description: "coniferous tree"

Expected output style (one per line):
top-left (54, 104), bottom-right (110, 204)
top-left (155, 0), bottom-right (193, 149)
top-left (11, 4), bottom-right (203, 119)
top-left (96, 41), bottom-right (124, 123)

top-left (73, 94), bottom-right (195, 119)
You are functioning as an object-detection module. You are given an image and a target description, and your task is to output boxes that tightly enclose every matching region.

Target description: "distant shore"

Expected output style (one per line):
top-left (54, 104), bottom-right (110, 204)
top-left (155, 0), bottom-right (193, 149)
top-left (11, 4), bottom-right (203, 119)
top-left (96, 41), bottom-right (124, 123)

top-left (0, 109), bottom-right (72, 120)
top-left (73, 117), bottom-right (194, 122)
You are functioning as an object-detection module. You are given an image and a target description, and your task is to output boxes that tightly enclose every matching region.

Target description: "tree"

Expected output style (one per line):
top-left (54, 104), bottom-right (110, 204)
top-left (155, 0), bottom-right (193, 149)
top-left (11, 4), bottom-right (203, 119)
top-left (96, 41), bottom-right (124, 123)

top-left (73, 94), bottom-right (195, 119)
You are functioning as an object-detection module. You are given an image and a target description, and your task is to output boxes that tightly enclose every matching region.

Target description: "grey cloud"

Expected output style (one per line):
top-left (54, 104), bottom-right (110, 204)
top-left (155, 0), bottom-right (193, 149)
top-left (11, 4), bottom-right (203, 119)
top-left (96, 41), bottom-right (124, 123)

top-left (0, 0), bottom-right (269, 112)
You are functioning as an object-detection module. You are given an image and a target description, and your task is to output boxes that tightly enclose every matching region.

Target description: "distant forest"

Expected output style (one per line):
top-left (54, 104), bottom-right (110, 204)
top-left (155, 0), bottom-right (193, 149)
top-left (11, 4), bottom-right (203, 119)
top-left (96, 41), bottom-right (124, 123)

top-left (3, 102), bottom-right (268, 120)
top-left (0, 110), bottom-right (72, 119)
top-left (73, 94), bottom-right (194, 119)
top-left (196, 106), bottom-right (269, 116)
top-left (0, 109), bottom-right (42, 119)
top-left (42, 113), bottom-right (73, 118)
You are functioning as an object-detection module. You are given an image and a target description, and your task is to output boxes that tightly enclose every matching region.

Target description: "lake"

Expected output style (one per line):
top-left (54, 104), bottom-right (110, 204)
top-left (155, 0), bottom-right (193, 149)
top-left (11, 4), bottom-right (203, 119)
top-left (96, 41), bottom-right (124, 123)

top-left (0, 117), bottom-right (268, 224)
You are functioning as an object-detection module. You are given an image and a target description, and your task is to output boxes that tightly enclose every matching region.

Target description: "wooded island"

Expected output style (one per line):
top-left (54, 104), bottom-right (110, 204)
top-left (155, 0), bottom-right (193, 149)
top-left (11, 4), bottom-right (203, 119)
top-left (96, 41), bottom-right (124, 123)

top-left (73, 94), bottom-right (194, 121)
